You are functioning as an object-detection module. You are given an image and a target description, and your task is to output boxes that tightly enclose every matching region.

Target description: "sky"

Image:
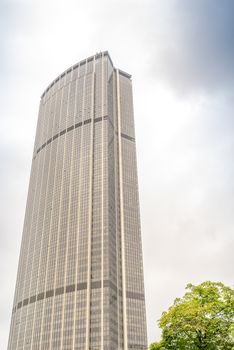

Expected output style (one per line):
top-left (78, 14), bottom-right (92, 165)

top-left (1, 0), bottom-right (234, 347)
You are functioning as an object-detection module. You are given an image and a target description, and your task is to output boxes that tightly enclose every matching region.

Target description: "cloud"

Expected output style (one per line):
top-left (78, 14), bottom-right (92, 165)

top-left (137, 82), bottom-right (234, 340)
top-left (147, 0), bottom-right (234, 94)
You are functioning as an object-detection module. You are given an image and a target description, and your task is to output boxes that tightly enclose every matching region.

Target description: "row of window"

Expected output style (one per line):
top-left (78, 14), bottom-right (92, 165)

top-left (35, 116), bottom-right (134, 158)
top-left (13, 279), bottom-right (144, 314)
top-left (35, 116), bottom-right (108, 156)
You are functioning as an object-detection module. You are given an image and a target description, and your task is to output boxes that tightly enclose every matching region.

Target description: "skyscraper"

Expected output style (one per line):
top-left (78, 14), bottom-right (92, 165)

top-left (8, 51), bottom-right (147, 350)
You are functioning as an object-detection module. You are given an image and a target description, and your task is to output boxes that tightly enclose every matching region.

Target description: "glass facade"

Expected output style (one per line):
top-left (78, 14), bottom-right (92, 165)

top-left (8, 52), bottom-right (147, 350)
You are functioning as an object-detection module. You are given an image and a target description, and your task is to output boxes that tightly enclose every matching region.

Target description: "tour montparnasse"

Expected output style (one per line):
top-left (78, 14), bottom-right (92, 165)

top-left (8, 51), bottom-right (147, 350)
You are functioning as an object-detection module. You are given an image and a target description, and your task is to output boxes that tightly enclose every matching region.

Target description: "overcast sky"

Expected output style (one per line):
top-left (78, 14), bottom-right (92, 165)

top-left (1, 0), bottom-right (234, 347)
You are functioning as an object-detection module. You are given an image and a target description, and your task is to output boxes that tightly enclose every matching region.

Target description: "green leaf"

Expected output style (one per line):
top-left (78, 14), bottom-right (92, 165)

top-left (150, 281), bottom-right (234, 350)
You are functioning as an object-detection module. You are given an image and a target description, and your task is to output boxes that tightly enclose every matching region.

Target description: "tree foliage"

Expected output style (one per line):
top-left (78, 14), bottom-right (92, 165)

top-left (150, 281), bottom-right (234, 350)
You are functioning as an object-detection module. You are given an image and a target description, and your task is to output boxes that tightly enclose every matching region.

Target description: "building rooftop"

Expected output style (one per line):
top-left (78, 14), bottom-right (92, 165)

top-left (41, 51), bottom-right (131, 99)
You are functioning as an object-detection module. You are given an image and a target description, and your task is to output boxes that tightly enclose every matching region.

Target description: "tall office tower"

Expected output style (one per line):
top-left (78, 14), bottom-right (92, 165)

top-left (8, 52), bottom-right (147, 350)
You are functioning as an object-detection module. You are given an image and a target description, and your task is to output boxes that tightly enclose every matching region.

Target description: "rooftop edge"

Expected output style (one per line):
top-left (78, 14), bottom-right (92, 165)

top-left (41, 51), bottom-right (131, 99)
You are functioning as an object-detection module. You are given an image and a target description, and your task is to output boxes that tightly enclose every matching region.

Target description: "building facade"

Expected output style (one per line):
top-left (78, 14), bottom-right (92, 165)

top-left (8, 52), bottom-right (147, 350)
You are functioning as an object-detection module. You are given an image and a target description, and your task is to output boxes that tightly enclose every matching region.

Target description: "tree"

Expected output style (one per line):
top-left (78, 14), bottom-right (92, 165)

top-left (150, 281), bottom-right (234, 350)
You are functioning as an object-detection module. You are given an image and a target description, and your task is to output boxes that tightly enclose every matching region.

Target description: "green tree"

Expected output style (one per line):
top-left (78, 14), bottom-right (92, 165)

top-left (150, 281), bottom-right (234, 350)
